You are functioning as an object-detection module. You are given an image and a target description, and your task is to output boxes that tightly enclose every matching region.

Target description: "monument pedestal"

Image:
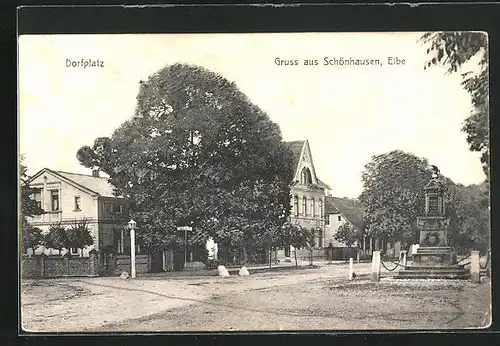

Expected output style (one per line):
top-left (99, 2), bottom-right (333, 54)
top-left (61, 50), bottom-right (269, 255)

top-left (393, 174), bottom-right (469, 280)
top-left (394, 246), bottom-right (468, 279)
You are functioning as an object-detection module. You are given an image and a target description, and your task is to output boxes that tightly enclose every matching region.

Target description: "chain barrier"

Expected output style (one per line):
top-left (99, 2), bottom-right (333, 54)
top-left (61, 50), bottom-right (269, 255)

top-left (457, 256), bottom-right (471, 265)
top-left (380, 255), bottom-right (403, 272)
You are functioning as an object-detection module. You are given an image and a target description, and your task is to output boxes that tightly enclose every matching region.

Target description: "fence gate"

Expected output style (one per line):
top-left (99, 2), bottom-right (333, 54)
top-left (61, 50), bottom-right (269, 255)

top-left (100, 251), bottom-right (116, 276)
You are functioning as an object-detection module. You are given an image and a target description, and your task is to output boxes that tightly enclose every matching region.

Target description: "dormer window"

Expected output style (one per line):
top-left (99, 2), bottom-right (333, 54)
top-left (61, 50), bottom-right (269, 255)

top-left (300, 167), bottom-right (312, 185)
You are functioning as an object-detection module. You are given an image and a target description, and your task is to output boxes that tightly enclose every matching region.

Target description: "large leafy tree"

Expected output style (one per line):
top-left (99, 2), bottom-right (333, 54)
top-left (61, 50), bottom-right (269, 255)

top-left (77, 63), bottom-right (294, 254)
top-left (420, 32), bottom-right (489, 178)
top-left (20, 157), bottom-right (45, 253)
top-left (359, 150), bottom-right (434, 245)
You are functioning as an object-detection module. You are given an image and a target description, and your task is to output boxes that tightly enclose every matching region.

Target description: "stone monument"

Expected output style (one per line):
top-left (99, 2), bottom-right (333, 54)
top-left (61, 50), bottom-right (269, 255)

top-left (394, 166), bottom-right (469, 279)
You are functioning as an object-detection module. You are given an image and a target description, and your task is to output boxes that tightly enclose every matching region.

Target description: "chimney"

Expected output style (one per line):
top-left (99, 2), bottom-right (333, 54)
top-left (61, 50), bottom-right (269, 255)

top-left (92, 169), bottom-right (100, 177)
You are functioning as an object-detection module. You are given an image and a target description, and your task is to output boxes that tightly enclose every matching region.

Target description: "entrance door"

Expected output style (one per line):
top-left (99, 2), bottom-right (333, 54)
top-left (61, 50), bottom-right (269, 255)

top-left (284, 246), bottom-right (290, 257)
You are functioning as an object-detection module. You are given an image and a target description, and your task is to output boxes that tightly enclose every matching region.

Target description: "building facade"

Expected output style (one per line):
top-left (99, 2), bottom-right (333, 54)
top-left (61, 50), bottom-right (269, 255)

top-left (276, 140), bottom-right (331, 260)
top-left (26, 168), bottom-right (132, 257)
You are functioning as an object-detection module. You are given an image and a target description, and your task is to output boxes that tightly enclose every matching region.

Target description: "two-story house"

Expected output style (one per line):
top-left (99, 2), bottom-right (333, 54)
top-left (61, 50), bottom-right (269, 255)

top-left (276, 139), bottom-right (331, 260)
top-left (324, 196), bottom-right (377, 259)
top-left (26, 168), bottom-right (131, 257)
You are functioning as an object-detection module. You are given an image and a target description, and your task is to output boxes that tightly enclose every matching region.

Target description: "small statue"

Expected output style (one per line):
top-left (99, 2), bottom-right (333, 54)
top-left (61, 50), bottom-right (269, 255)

top-left (430, 165), bottom-right (440, 179)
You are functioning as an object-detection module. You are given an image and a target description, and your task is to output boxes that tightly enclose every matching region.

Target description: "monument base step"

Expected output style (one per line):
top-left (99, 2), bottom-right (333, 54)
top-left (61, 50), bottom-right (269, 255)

top-left (393, 272), bottom-right (470, 280)
top-left (393, 263), bottom-right (469, 279)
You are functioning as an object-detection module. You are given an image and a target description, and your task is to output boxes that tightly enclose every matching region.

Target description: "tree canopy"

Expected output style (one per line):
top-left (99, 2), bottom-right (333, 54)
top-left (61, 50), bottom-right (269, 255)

top-left (360, 150), bottom-right (433, 244)
top-left (333, 222), bottom-right (359, 248)
top-left (420, 32), bottom-right (489, 179)
top-left (44, 222), bottom-right (69, 254)
top-left (77, 63), bottom-right (294, 252)
top-left (67, 218), bottom-right (94, 255)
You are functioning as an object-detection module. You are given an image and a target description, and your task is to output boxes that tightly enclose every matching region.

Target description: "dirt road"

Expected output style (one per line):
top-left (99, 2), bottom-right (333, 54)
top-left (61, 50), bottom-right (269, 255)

top-left (21, 263), bottom-right (490, 332)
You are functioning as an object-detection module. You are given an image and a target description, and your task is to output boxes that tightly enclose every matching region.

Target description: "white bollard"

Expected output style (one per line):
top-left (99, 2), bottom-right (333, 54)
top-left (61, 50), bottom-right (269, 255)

top-left (371, 251), bottom-right (381, 282)
top-left (348, 258), bottom-right (354, 280)
top-left (239, 266), bottom-right (249, 276)
top-left (401, 250), bottom-right (408, 269)
top-left (471, 250), bottom-right (480, 284)
top-left (218, 265), bottom-right (230, 277)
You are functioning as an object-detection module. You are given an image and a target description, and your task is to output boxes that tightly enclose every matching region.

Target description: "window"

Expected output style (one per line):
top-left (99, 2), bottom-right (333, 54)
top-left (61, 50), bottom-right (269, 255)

top-left (318, 200), bottom-right (323, 218)
top-left (337, 215), bottom-right (342, 222)
top-left (103, 202), bottom-right (112, 213)
top-left (293, 196), bottom-right (299, 216)
top-left (113, 203), bottom-right (123, 214)
top-left (74, 196), bottom-right (81, 211)
top-left (33, 189), bottom-right (42, 209)
top-left (301, 167), bottom-right (312, 185)
top-left (50, 190), bottom-right (59, 211)
top-left (325, 215), bottom-right (330, 225)
top-left (70, 247), bottom-right (79, 256)
top-left (310, 199), bottom-right (315, 217)
top-left (116, 231), bottom-right (123, 253)
top-left (302, 197), bottom-right (307, 216)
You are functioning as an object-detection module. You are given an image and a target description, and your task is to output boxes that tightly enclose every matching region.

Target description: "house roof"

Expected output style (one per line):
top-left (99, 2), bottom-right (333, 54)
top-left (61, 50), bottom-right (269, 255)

top-left (285, 140), bottom-right (305, 173)
top-left (56, 171), bottom-right (117, 197)
top-left (29, 168), bottom-right (118, 198)
top-left (317, 178), bottom-right (331, 189)
top-left (285, 140), bottom-right (332, 190)
top-left (329, 196), bottom-right (364, 231)
top-left (324, 196), bottom-right (339, 214)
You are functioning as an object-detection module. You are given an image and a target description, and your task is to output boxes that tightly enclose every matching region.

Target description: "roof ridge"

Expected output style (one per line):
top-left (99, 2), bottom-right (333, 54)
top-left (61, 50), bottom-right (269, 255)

top-left (56, 170), bottom-right (109, 179)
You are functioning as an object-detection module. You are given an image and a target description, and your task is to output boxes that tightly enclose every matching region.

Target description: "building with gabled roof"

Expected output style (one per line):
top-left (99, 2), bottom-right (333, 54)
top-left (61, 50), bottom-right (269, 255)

top-left (324, 196), bottom-right (377, 259)
top-left (26, 168), bottom-right (132, 258)
top-left (273, 139), bottom-right (332, 260)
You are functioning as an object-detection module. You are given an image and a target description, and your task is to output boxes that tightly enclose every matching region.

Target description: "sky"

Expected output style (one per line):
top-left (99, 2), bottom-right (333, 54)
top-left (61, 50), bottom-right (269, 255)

top-left (18, 33), bottom-right (487, 198)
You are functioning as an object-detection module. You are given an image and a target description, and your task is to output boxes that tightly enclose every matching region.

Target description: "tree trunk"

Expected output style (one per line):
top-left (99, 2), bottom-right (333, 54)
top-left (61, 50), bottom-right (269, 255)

top-left (268, 247), bottom-right (272, 269)
top-left (243, 248), bottom-right (248, 265)
top-left (309, 248), bottom-right (313, 266)
top-left (294, 248), bottom-right (298, 267)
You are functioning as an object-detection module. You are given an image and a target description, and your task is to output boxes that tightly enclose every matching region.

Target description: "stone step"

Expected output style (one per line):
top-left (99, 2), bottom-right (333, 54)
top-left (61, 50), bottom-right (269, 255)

top-left (418, 246), bottom-right (454, 249)
top-left (393, 273), bottom-right (470, 280)
top-left (398, 270), bottom-right (468, 276)
top-left (404, 264), bottom-right (465, 270)
top-left (416, 247), bottom-right (454, 253)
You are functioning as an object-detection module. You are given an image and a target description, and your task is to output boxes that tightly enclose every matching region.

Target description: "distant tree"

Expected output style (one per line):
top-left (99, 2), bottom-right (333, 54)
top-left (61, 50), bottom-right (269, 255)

top-left (446, 182), bottom-right (489, 254)
top-left (359, 150), bottom-right (434, 245)
top-left (20, 157), bottom-right (45, 254)
top-left (421, 32), bottom-right (489, 179)
top-left (67, 219), bottom-right (94, 257)
top-left (44, 222), bottom-right (69, 255)
top-left (21, 226), bottom-right (43, 255)
top-left (76, 63), bottom-right (294, 256)
top-left (333, 222), bottom-right (359, 248)
top-left (281, 222), bottom-right (313, 267)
